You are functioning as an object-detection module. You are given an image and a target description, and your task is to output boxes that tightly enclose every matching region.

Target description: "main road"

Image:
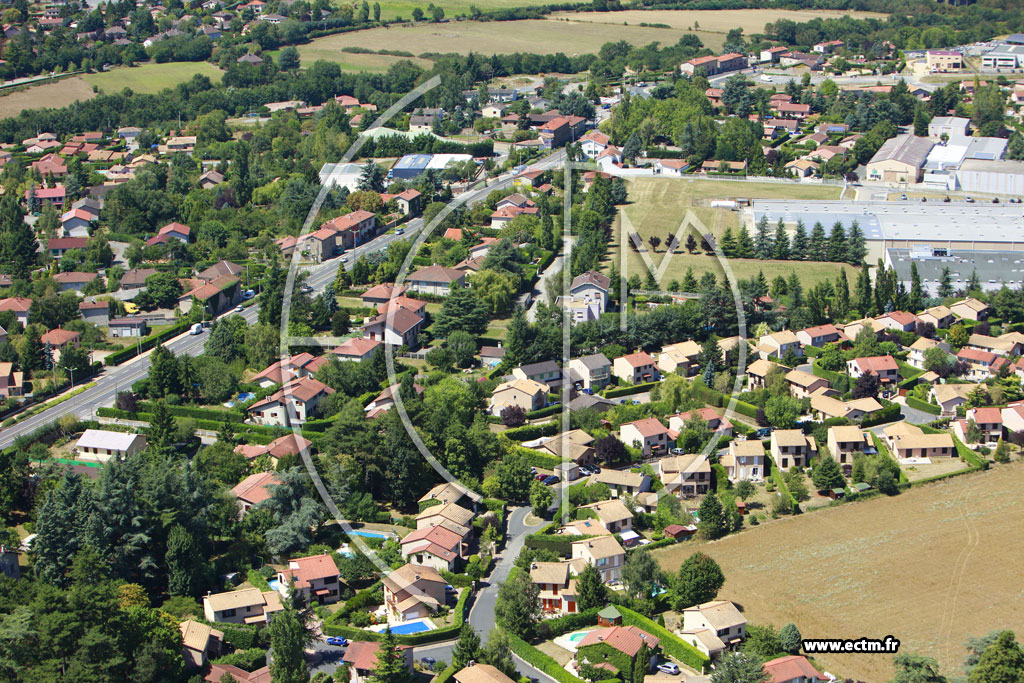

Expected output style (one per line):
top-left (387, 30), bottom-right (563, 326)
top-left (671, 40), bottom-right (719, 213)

top-left (0, 149), bottom-right (566, 449)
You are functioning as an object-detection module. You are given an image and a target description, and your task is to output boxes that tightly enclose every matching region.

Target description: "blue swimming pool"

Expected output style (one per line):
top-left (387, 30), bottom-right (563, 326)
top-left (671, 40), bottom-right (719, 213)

top-left (350, 530), bottom-right (389, 539)
top-left (390, 621), bottom-right (430, 635)
top-left (268, 578), bottom-right (281, 591)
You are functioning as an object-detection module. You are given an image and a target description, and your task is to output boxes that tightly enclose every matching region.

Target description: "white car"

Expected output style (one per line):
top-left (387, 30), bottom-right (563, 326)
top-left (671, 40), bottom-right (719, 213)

top-left (657, 663), bottom-right (680, 676)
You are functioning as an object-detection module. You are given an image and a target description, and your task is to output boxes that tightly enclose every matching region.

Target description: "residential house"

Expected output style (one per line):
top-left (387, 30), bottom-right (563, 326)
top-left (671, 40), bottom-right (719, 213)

top-left (955, 406), bottom-right (1003, 445)
top-left (231, 472), bottom-right (281, 516)
top-left (1001, 402), bottom-right (1024, 435)
top-left (119, 267), bottom-right (159, 291)
top-left (580, 499), bottom-right (633, 534)
top-left (577, 626), bottom-right (661, 672)
top-left (361, 283), bottom-right (407, 304)
top-left (0, 363), bottom-right (24, 399)
top-left (331, 337), bottom-right (382, 362)
top-left (178, 274), bottom-right (241, 316)
top-left (79, 300), bottom-right (109, 326)
top-left (512, 360), bottom-right (562, 388)
top-left (884, 423), bottom-right (954, 459)
top-left (400, 525), bottom-right (464, 572)
top-left (199, 170), bottom-right (225, 189)
top-left (53, 271), bottom-right (98, 294)
top-left (0, 298), bottom-right (32, 327)
top-left (580, 130), bottom-right (611, 158)
top-left (74, 430), bottom-right (146, 461)
top-left (568, 353), bottom-right (612, 391)
top-left (680, 600), bottom-right (746, 656)
top-left (571, 535), bottom-right (626, 583)
top-left (60, 208), bottom-right (93, 237)
top-left (929, 383), bottom-right (974, 416)
top-left (786, 159), bottom-right (819, 178)
top-left (966, 333), bottom-right (1023, 357)
top-left (770, 430), bottom-right (817, 471)
top-left (668, 407), bottom-right (733, 437)
top-left (875, 310), bottom-right (921, 333)
top-left (796, 324), bottom-right (847, 348)
top-left (813, 39), bottom-right (844, 53)
top-left (919, 305), bottom-right (954, 329)
top-left (593, 469), bottom-right (651, 497)
top-left (320, 210), bottom-right (377, 250)
top-left (343, 641), bottom-right (413, 683)
top-left (415, 501), bottom-right (475, 546)
top-left (957, 347), bottom-right (1000, 381)
top-left (361, 307), bottom-right (424, 348)
top-left (826, 425), bottom-right (871, 468)
top-left (381, 563), bottom-right (447, 622)
top-left (569, 271), bottom-right (611, 314)
top-left (180, 619), bottom-right (223, 669)
top-left (276, 553), bottom-right (341, 604)
top-left (147, 222), bottom-right (191, 246)
top-left (530, 561), bottom-right (578, 615)
top-left (810, 394), bottom-right (882, 422)
top-left (908, 337), bottom-right (951, 370)
top-left (418, 481), bottom-right (476, 509)
top-left (657, 453), bottom-right (712, 497)
top-left (108, 317), bottom-right (149, 338)
top-left (47, 237), bottom-right (89, 259)
top-left (454, 664), bottom-right (516, 683)
top-left (534, 429), bottom-right (596, 467)
top-left (763, 655), bottom-right (826, 683)
top-left (758, 330), bottom-right (802, 360)
top-left (234, 434), bottom-right (314, 468)
top-left (363, 382), bottom-right (425, 419)
top-left (620, 417), bottom-right (671, 457)
top-left (202, 587), bottom-right (283, 625)
top-left (247, 377), bottom-right (335, 427)
top-left (569, 393), bottom-right (618, 413)
top-left (746, 358), bottom-right (781, 390)
top-left (950, 297), bottom-right (989, 321)
top-left (657, 340), bottom-right (702, 377)
top-left (407, 266), bottom-right (465, 296)
top-left (653, 158), bottom-right (691, 176)
top-left (489, 378), bottom-right (548, 417)
top-left (847, 355), bottom-right (899, 387)
top-left (785, 369), bottom-right (830, 399)
top-left (613, 352), bottom-right (660, 384)
top-left (722, 439), bottom-right (765, 481)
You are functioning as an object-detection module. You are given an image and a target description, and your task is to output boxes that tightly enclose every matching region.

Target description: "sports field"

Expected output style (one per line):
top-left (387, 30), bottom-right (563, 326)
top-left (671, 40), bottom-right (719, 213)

top-left (82, 62), bottom-right (223, 94)
top-left (610, 178), bottom-right (854, 290)
top-left (0, 77), bottom-right (96, 118)
top-left (653, 464), bottom-right (1024, 682)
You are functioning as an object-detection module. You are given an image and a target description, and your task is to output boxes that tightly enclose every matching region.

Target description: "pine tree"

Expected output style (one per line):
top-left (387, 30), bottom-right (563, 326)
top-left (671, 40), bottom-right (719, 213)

top-left (452, 623), bottom-right (481, 669)
top-left (827, 221), bottom-right (847, 262)
top-left (967, 269), bottom-right (981, 293)
top-left (148, 345), bottom-right (181, 398)
top-left (855, 265), bottom-right (873, 316)
top-left (697, 493), bottom-right (726, 540)
top-left (735, 225), bottom-right (754, 259)
top-left (632, 642), bottom-right (651, 683)
top-left (938, 266), bottom-right (954, 298)
top-left (772, 219), bottom-right (789, 260)
top-left (845, 220), bottom-right (867, 265)
top-left (358, 161), bottom-right (385, 193)
top-left (32, 470), bottom-right (94, 586)
top-left (808, 221), bottom-right (827, 261)
top-left (166, 524), bottom-right (202, 597)
top-left (811, 456), bottom-right (845, 491)
top-left (682, 268), bottom-right (698, 292)
top-left (753, 215), bottom-right (773, 260)
top-left (575, 563), bottom-right (607, 611)
top-left (778, 624), bottom-right (802, 655)
top-left (269, 605), bottom-right (311, 683)
top-left (910, 262), bottom-right (924, 312)
top-left (20, 325), bottom-right (43, 371)
top-left (719, 226), bottom-right (737, 258)
top-left (833, 270), bottom-right (850, 319)
top-left (147, 401), bottom-right (177, 458)
top-left (0, 194), bottom-right (38, 280)
top-left (791, 219), bottom-right (808, 259)
top-left (968, 631), bottom-right (1024, 683)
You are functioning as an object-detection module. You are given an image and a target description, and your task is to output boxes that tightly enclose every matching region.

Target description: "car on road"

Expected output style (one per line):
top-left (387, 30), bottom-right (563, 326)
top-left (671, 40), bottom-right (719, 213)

top-left (325, 637), bottom-right (348, 647)
top-left (242, 289), bottom-right (256, 300)
top-left (396, 228), bottom-right (404, 235)
top-left (234, 305), bottom-right (244, 312)
top-left (657, 663), bottom-right (681, 676)
top-left (190, 323), bottom-right (203, 335)
top-left (341, 256), bottom-right (349, 262)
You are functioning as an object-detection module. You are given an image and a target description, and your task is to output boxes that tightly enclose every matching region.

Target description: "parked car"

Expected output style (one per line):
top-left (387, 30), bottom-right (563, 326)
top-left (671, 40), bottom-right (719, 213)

top-left (657, 663), bottom-right (681, 676)
top-left (421, 657), bottom-right (437, 671)
top-left (326, 637), bottom-right (348, 647)
top-left (234, 305), bottom-right (244, 312)
top-left (396, 227), bottom-right (405, 235)
top-left (542, 475), bottom-right (560, 485)
top-left (535, 474), bottom-right (547, 481)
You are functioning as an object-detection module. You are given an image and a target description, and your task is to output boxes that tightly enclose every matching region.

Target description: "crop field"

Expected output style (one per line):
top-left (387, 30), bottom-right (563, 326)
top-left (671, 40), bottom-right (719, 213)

top-left (0, 77), bottom-right (96, 117)
top-left (653, 464), bottom-right (1024, 682)
top-left (608, 178), bottom-right (854, 290)
top-left (372, 0), bottom-right (587, 22)
top-left (82, 62), bottom-right (223, 95)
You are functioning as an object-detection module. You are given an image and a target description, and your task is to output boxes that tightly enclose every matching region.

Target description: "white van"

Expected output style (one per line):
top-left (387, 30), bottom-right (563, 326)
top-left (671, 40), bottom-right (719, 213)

top-left (190, 323), bottom-right (203, 335)
top-left (760, 74), bottom-right (773, 83)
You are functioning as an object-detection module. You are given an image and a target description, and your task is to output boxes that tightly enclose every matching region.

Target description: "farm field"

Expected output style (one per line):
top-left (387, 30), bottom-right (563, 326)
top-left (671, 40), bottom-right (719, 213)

top-left (653, 464), bottom-right (1024, 682)
top-left (81, 61), bottom-right (223, 94)
top-left (298, 18), bottom-right (728, 60)
top-left (0, 77), bottom-right (96, 118)
top-left (265, 47), bottom-right (434, 72)
top-left (549, 8), bottom-right (887, 36)
top-left (609, 178), bottom-right (853, 290)
top-left (373, 0), bottom-right (587, 22)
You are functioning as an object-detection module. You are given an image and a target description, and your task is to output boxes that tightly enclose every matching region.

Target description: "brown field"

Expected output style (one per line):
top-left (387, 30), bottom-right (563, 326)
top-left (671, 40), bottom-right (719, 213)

top-left (0, 77), bottom-right (96, 117)
top-left (652, 464), bottom-right (1024, 682)
top-left (550, 8), bottom-right (887, 38)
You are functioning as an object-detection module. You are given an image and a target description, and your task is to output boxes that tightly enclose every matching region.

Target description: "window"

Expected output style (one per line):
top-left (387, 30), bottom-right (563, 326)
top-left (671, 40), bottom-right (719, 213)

top-left (223, 609), bottom-right (236, 618)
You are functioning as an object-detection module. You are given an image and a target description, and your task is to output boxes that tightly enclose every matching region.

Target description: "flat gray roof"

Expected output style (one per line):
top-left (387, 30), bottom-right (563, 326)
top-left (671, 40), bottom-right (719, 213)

top-left (887, 247), bottom-right (1024, 294)
top-left (753, 200), bottom-right (1024, 244)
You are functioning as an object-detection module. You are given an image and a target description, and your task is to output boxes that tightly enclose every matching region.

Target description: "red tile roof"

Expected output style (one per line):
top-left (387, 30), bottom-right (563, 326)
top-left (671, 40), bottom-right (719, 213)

top-left (618, 351), bottom-right (655, 368)
top-left (851, 355), bottom-right (898, 373)
top-left (231, 472), bottom-right (281, 505)
top-left (624, 417), bottom-right (669, 438)
top-left (958, 347), bottom-right (997, 364)
top-left (279, 553), bottom-right (339, 589)
top-left (763, 655), bottom-right (824, 683)
top-left (578, 626), bottom-right (660, 657)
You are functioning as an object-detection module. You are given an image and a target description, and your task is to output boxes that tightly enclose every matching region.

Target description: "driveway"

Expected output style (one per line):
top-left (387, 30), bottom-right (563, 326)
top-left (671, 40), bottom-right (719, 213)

top-left (527, 254), bottom-right (563, 322)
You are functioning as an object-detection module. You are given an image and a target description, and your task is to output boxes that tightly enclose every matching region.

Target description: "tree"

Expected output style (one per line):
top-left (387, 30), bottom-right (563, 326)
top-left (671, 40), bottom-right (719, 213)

top-left (370, 627), bottom-right (411, 683)
top-left (778, 623), bottom-right (802, 655)
top-left (852, 372), bottom-right (881, 400)
top-left (494, 450), bottom-right (532, 502)
top-left (711, 652), bottom-right (769, 683)
top-left (481, 629), bottom-right (517, 678)
top-left (495, 569), bottom-right (540, 638)
top-left (968, 631), bottom-right (1024, 683)
top-left (500, 405), bottom-right (526, 427)
top-left (595, 435), bottom-right (627, 465)
top-left (697, 493), bottom-right (727, 540)
top-left (278, 45), bottom-right (300, 70)
top-left (764, 395), bottom-right (800, 429)
top-left (735, 480), bottom-right (755, 501)
top-left (948, 323), bottom-right (969, 348)
top-left (31, 470), bottom-right (93, 586)
top-left (674, 552), bottom-right (725, 609)
top-left (433, 285), bottom-right (489, 337)
top-left (166, 523), bottom-right (203, 597)
top-left (146, 400), bottom-right (177, 457)
top-left (622, 132), bottom-right (642, 163)
top-left (448, 330), bottom-right (477, 368)
top-left (452, 623), bottom-right (481, 670)
top-left (358, 162), bottom-right (385, 192)
top-left (892, 653), bottom-right (948, 683)
top-left (811, 457), bottom-right (845, 491)
top-left (622, 549), bottom-right (664, 599)
top-left (141, 271), bottom-right (183, 309)
top-left (575, 563), bottom-right (607, 611)
top-left (938, 267), bottom-right (954, 298)
top-left (530, 480), bottom-right (552, 517)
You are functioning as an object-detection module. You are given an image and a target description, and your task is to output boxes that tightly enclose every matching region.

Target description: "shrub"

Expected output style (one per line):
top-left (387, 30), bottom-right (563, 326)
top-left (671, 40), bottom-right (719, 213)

top-left (212, 648), bottom-right (267, 671)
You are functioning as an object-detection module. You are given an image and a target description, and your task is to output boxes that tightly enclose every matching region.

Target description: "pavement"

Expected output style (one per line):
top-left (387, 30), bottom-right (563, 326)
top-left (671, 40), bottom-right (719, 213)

top-left (527, 253), bottom-right (563, 322)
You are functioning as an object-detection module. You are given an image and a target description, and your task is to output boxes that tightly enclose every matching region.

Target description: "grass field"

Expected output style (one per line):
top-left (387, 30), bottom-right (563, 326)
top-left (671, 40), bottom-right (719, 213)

top-left (609, 178), bottom-right (854, 290)
top-left (0, 77), bottom-right (96, 118)
top-left (82, 62), bottom-right (223, 95)
top-left (653, 464), bottom-right (1024, 682)
top-left (373, 0), bottom-right (587, 22)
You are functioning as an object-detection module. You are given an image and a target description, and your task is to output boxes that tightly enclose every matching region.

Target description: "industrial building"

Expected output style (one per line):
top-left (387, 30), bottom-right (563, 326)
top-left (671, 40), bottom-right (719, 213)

top-left (865, 134), bottom-right (934, 184)
top-left (956, 158), bottom-right (1024, 195)
top-left (318, 162), bottom-right (365, 192)
top-left (389, 153), bottom-right (473, 180)
top-left (884, 247), bottom-right (1024, 295)
top-left (981, 42), bottom-right (1024, 69)
top-left (921, 137), bottom-right (1008, 190)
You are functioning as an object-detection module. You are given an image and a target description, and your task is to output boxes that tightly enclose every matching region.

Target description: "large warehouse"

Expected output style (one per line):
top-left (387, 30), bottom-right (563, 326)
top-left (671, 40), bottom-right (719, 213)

top-left (956, 159), bottom-right (1024, 195)
top-left (884, 247), bottom-right (1024, 295)
top-left (389, 153), bottom-right (474, 180)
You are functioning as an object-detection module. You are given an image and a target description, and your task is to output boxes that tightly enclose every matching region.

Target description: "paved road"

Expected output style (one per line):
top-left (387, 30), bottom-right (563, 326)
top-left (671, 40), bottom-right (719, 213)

top-left (527, 254), bottom-right (563, 322)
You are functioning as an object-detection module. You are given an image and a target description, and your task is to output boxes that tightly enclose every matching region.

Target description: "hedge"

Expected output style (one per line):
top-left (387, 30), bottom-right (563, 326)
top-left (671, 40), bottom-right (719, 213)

top-left (103, 321), bottom-right (192, 366)
top-left (728, 399), bottom-right (759, 420)
top-left (810, 360), bottom-right (842, 384)
top-left (135, 401), bottom-right (246, 423)
top-left (952, 434), bottom-right (985, 468)
top-left (525, 403), bottom-right (563, 420)
top-left (323, 582), bottom-right (471, 645)
top-left (524, 523), bottom-right (595, 556)
top-left (771, 467), bottom-right (798, 510)
top-left (434, 665), bottom-right (457, 683)
top-left (859, 402), bottom-right (902, 428)
top-left (605, 381), bottom-right (660, 399)
top-left (517, 446), bottom-right (562, 471)
top-left (247, 568), bottom-right (271, 591)
top-left (616, 606), bottom-right (709, 673)
top-left (503, 421), bottom-right (559, 442)
top-left (905, 396), bottom-right (941, 415)
top-left (802, 345), bottom-right (823, 357)
top-left (507, 632), bottom-right (587, 683)
top-left (536, 608), bottom-right (600, 639)
top-left (211, 648), bottom-right (267, 671)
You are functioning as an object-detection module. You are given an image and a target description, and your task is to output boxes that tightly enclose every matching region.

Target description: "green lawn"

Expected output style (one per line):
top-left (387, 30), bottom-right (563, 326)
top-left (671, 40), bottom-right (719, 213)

top-left (370, 0), bottom-right (587, 21)
top-left (608, 177), bottom-right (854, 290)
top-left (82, 62), bottom-right (223, 95)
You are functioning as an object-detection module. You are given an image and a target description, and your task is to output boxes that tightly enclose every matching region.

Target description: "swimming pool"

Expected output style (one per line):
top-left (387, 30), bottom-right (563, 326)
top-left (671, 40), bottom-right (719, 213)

top-left (350, 530), bottom-right (390, 539)
top-left (390, 621), bottom-right (430, 635)
top-left (268, 578), bottom-right (281, 591)
top-left (566, 631), bottom-right (592, 644)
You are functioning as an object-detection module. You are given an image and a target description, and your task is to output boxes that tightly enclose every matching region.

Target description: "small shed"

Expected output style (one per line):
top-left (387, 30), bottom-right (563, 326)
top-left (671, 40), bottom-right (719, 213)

top-left (828, 488), bottom-right (846, 500)
top-left (735, 501), bottom-right (747, 516)
top-left (852, 482), bottom-right (872, 493)
top-left (663, 524), bottom-right (695, 541)
top-left (597, 605), bottom-right (623, 627)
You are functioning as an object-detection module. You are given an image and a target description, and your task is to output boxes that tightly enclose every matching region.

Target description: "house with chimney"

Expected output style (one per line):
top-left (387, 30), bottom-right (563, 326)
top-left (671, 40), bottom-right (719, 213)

top-left (382, 563), bottom-right (447, 622)
top-left (246, 377), bottom-right (334, 427)
top-left (571, 535), bottom-right (625, 583)
top-left (275, 553), bottom-right (342, 604)
top-left (620, 417), bottom-right (671, 457)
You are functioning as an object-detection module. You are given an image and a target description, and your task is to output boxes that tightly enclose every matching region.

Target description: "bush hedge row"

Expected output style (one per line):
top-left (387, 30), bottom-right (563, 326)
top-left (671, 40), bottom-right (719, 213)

top-left (434, 665), bottom-right (457, 683)
top-left (616, 606), bottom-right (709, 673)
top-left (535, 608), bottom-right (599, 640)
top-left (728, 399), bottom-right (760, 420)
top-left (135, 401), bottom-right (246, 423)
top-left (104, 321), bottom-right (192, 366)
top-left (905, 396), bottom-right (940, 415)
top-left (503, 421), bottom-right (559, 442)
top-left (605, 381), bottom-right (660, 399)
top-left (859, 402), bottom-right (902, 428)
top-left (507, 632), bottom-right (587, 683)
top-left (525, 403), bottom-right (563, 420)
top-left (517, 446), bottom-right (562, 471)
